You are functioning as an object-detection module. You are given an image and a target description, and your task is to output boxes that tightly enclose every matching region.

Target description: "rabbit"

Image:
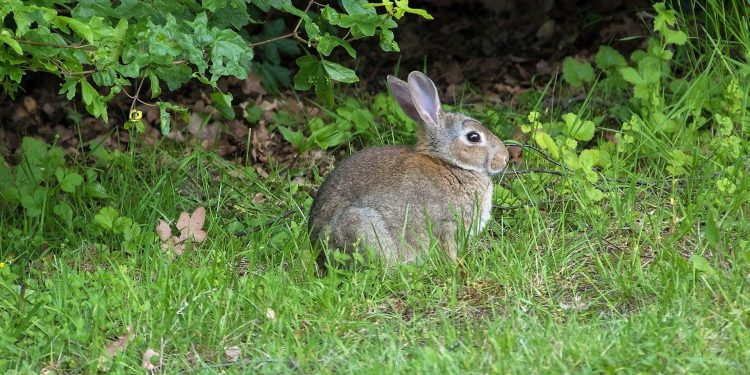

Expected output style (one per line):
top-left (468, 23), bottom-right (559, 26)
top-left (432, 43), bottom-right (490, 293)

top-left (309, 71), bottom-right (509, 266)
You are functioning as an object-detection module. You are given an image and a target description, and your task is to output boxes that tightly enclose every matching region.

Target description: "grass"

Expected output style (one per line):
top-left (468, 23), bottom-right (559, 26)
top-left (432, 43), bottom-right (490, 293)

top-left (1, 132), bottom-right (749, 373)
top-left (3, 2), bottom-right (750, 373)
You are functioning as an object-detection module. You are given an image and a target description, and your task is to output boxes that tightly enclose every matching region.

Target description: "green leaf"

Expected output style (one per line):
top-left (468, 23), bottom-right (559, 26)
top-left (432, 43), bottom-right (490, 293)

top-left (585, 186), bottom-right (604, 201)
top-left (663, 28), bottom-right (688, 45)
top-left (158, 103), bottom-right (171, 135)
top-left (253, 0), bottom-right (292, 12)
top-left (84, 182), bottom-right (109, 199)
top-left (618, 67), bottom-right (644, 85)
top-left (148, 71), bottom-right (161, 98)
top-left (317, 35), bottom-right (356, 58)
top-left (94, 206), bottom-right (119, 231)
top-left (54, 16), bottom-right (95, 44)
top-left (80, 79), bottom-right (96, 106)
top-left (0, 32), bottom-right (23, 55)
top-left (532, 131), bottom-right (559, 159)
top-left (209, 28), bottom-right (254, 80)
top-left (293, 55), bottom-right (319, 91)
top-left (562, 113), bottom-right (595, 141)
top-left (154, 64), bottom-right (192, 91)
top-left (202, 0), bottom-right (228, 12)
top-left (562, 57), bottom-right (595, 87)
top-left (705, 213), bottom-right (720, 250)
top-left (55, 168), bottom-right (84, 193)
top-left (209, 91), bottom-right (235, 120)
top-left (315, 72), bottom-right (334, 108)
top-left (689, 255), bottom-right (715, 275)
top-left (113, 216), bottom-right (133, 234)
top-left (277, 125), bottom-right (306, 149)
top-left (594, 46), bottom-right (626, 70)
top-left (321, 60), bottom-right (358, 83)
top-left (53, 202), bottom-right (73, 224)
top-left (20, 189), bottom-right (45, 217)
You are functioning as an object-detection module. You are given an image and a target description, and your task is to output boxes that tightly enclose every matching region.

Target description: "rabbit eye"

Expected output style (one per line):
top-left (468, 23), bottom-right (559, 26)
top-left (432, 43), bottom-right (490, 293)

top-left (466, 131), bottom-right (481, 143)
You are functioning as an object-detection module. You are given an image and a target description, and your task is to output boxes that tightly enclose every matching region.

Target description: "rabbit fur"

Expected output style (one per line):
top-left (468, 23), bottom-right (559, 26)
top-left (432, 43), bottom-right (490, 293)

top-left (309, 71), bottom-right (509, 265)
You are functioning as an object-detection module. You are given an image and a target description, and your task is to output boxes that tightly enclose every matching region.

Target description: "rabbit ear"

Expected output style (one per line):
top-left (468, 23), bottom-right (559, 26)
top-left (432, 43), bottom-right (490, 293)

top-left (387, 75), bottom-right (422, 124)
top-left (407, 71), bottom-right (441, 128)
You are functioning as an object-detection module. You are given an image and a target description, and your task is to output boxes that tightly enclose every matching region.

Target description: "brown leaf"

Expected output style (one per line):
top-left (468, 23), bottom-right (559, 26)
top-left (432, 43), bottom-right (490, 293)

top-left (40, 362), bottom-right (59, 375)
top-left (224, 346), bottom-right (242, 362)
top-left (155, 220), bottom-right (172, 242)
top-left (252, 193), bottom-right (266, 205)
top-left (536, 19), bottom-right (556, 43)
top-left (98, 326), bottom-right (135, 370)
top-left (228, 119), bottom-right (249, 140)
top-left (141, 348), bottom-right (160, 371)
top-left (508, 125), bottom-right (529, 165)
top-left (258, 100), bottom-right (279, 122)
top-left (172, 242), bottom-right (185, 256)
top-left (242, 73), bottom-right (267, 96)
top-left (176, 207), bottom-right (207, 243)
top-left (23, 96), bottom-right (38, 113)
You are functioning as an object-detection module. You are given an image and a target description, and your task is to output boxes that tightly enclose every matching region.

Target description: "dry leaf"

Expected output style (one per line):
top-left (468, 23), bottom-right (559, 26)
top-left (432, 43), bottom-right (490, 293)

top-left (98, 326), bottom-right (135, 370)
top-left (172, 242), bottom-right (185, 256)
top-left (257, 99), bottom-right (279, 122)
top-left (105, 326), bottom-right (134, 358)
top-left (141, 348), bottom-right (160, 371)
top-left (156, 207), bottom-right (207, 256)
top-left (252, 193), bottom-right (266, 205)
top-left (242, 73), bottom-right (267, 96)
top-left (40, 362), bottom-right (59, 375)
top-left (266, 308), bottom-right (276, 321)
top-left (224, 346), bottom-right (242, 362)
top-left (23, 96), bottom-right (38, 113)
top-left (155, 220), bottom-right (172, 242)
top-left (175, 206), bottom-right (207, 243)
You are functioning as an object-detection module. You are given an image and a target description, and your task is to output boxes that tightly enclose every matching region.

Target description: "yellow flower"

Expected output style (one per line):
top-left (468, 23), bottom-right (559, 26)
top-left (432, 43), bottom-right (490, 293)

top-left (0, 261), bottom-right (6, 269)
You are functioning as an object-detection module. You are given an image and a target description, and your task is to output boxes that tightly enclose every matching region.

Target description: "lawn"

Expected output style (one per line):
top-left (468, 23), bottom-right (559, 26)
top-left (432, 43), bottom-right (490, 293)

top-left (2, 1), bottom-right (750, 374)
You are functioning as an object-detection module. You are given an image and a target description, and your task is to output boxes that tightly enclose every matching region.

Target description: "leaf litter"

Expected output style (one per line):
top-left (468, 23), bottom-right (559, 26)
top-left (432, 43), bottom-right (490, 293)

top-left (156, 206), bottom-right (208, 255)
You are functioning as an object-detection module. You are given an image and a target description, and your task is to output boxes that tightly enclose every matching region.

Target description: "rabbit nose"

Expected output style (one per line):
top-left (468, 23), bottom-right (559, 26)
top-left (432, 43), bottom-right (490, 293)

top-left (492, 145), bottom-right (509, 172)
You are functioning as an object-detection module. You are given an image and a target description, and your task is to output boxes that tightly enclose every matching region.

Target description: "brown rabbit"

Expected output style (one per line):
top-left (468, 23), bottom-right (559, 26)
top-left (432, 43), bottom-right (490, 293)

top-left (309, 71), bottom-right (509, 265)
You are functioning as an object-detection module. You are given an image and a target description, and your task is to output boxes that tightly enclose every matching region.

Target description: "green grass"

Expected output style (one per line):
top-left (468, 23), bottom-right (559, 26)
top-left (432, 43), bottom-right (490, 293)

top-left (1, 138), bottom-right (749, 373)
top-left (3, 2), bottom-right (750, 373)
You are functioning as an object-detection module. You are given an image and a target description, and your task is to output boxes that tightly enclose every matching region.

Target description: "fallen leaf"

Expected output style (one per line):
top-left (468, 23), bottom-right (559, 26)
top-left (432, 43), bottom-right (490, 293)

top-left (536, 19), bottom-right (555, 43)
top-left (266, 307), bottom-right (276, 321)
top-left (252, 193), bottom-right (266, 205)
top-left (98, 326), bottom-right (135, 370)
top-left (141, 348), bottom-right (160, 371)
top-left (40, 362), bottom-right (59, 375)
top-left (228, 119), bottom-right (249, 140)
top-left (105, 326), bottom-right (134, 358)
top-left (242, 73), bottom-right (267, 96)
top-left (23, 96), bottom-right (38, 113)
top-left (258, 100), bottom-right (279, 122)
top-left (155, 220), bottom-right (172, 242)
top-left (224, 346), bottom-right (242, 362)
top-left (176, 206), bottom-right (207, 243)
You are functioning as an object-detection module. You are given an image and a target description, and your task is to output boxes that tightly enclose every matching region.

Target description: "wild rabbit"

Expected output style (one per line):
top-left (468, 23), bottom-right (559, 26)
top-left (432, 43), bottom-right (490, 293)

top-left (309, 71), bottom-right (509, 265)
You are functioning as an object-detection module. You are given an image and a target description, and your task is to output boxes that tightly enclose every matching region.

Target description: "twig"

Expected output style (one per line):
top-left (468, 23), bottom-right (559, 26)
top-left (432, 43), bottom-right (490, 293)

top-left (502, 168), bottom-right (565, 177)
top-left (128, 77), bottom-right (148, 113)
top-left (14, 38), bottom-right (95, 50)
top-left (250, 32), bottom-right (299, 47)
top-left (249, 0), bottom-right (315, 48)
top-left (507, 143), bottom-right (574, 172)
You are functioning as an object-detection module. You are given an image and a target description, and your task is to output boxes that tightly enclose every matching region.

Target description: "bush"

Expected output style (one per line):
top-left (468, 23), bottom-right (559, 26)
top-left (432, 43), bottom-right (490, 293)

top-left (0, 0), bottom-right (431, 131)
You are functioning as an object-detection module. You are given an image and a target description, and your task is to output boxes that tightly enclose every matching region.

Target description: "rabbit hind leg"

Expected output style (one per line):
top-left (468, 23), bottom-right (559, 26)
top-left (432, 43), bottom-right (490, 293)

top-left (329, 206), bottom-right (401, 264)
